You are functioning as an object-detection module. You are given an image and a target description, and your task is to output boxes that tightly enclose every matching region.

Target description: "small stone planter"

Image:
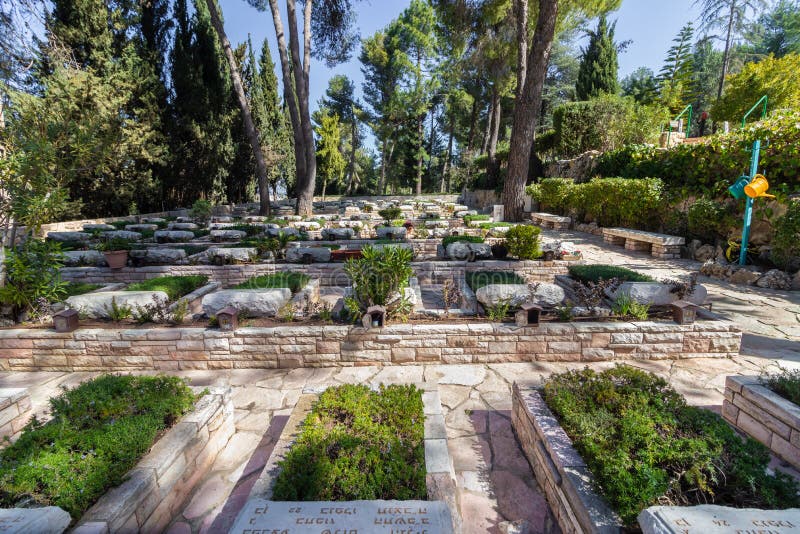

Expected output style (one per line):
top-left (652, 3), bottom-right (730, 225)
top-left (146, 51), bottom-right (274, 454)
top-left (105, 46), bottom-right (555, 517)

top-left (231, 383), bottom-right (459, 534)
top-left (723, 375), bottom-right (800, 469)
top-left (512, 382), bottom-right (622, 534)
top-left (72, 386), bottom-right (234, 533)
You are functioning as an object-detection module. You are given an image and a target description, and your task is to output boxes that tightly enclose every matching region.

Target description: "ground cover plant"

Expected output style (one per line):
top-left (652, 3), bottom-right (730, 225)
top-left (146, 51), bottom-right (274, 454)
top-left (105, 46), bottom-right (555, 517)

top-left (762, 369), bottom-right (800, 406)
top-left (463, 214), bottom-right (490, 225)
top-left (0, 374), bottom-right (197, 519)
top-left (63, 282), bottom-right (102, 298)
top-left (344, 245), bottom-right (414, 320)
top-left (126, 275), bottom-right (208, 300)
top-left (272, 384), bottom-right (425, 501)
top-left (568, 264), bottom-right (652, 283)
top-left (466, 271), bottom-right (525, 291)
top-left (543, 366), bottom-right (800, 527)
top-left (234, 272), bottom-right (310, 293)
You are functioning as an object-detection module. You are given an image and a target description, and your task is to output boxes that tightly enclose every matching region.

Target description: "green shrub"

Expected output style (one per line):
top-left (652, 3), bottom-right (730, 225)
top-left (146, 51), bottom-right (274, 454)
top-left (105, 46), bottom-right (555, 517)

top-left (772, 200), bottom-right (800, 271)
top-left (525, 178), bottom-right (575, 213)
top-left (126, 275), bottom-right (208, 300)
top-left (463, 214), bottom-right (490, 225)
top-left (234, 272), bottom-right (310, 293)
top-left (189, 199), bottom-right (213, 222)
top-left (504, 225), bottom-right (542, 260)
top-left (272, 384), bottom-right (425, 501)
top-left (466, 271), bottom-right (525, 291)
top-left (612, 292), bottom-right (651, 320)
top-left (94, 237), bottom-right (133, 252)
top-left (442, 235), bottom-right (484, 248)
top-left (763, 368), bottom-right (800, 406)
top-left (486, 298), bottom-right (512, 321)
top-left (552, 94), bottom-right (668, 158)
top-left (687, 197), bottom-right (736, 243)
top-left (0, 374), bottom-right (196, 518)
top-left (229, 224), bottom-right (264, 237)
top-left (63, 282), bottom-right (102, 297)
top-left (568, 264), bottom-right (653, 283)
top-left (344, 245), bottom-right (413, 320)
top-left (378, 207), bottom-right (402, 223)
top-left (544, 366), bottom-right (800, 527)
top-left (596, 110), bottom-right (800, 195)
top-left (0, 239), bottom-right (67, 321)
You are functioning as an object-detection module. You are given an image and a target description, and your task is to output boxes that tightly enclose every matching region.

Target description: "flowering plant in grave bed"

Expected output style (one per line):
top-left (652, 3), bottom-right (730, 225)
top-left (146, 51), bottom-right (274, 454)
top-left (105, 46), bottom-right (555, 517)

top-left (271, 384), bottom-right (426, 501)
top-left (541, 366), bottom-right (800, 528)
top-left (0, 375), bottom-right (197, 520)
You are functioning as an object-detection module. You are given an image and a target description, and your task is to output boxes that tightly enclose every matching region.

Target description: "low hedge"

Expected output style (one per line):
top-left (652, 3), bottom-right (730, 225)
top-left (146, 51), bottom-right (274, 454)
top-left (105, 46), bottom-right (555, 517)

top-left (0, 375), bottom-right (197, 518)
top-left (235, 272), bottom-right (310, 293)
top-left (463, 214), bottom-right (490, 225)
top-left (272, 384), bottom-right (426, 501)
top-left (442, 235), bottom-right (484, 248)
top-left (527, 177), bottom-right (665, 230)
top-left (568, 264), bottom-right (653, 283)
top-left (544, 366), bottom-right (800, 527)
top-left (126, 275), bottom-right (209, 300)
top-left (466, 271), bottom-right (525, 291)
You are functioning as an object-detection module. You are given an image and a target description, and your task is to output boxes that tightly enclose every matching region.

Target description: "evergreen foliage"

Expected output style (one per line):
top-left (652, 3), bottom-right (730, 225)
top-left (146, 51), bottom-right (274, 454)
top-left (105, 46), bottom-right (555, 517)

top-left (575, 15), bottom-right (620, 100)
top-left (658, 23), bottom-right (695, 111)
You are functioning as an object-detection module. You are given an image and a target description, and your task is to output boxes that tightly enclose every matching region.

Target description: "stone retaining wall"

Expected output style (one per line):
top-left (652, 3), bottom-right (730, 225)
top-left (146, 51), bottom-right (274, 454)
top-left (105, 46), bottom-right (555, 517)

top-left (74, 386), bottom-right (234, 533)
top-left (60, 260), bottom-right (572, 287)
top-left (0, 388), bottom-right (31, 441)
top-left (0, 319), bottom-right (741, 372)
top-left (723, 375), bottom-right (800, 468)
top-left (512, 383), bottom-right (622, 533)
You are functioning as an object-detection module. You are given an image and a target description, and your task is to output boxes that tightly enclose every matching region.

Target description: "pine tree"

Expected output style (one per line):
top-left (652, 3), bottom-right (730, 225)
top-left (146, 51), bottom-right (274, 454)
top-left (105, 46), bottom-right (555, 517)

top-left (658, 22), bottom-right (695, 111)
top-left (320, 75), bottom-right (362, 195)
top-left (314, 111), bottom-right (346, 200)
top-left (622, 67), bottom-right (659, 105)
top-left (575, 15), bottom-right (620, 100)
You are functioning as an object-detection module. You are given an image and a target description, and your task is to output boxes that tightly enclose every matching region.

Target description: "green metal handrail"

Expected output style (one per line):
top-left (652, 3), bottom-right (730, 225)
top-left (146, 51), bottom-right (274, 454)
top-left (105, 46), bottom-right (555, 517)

top-left (741, 95), bottom-right (768, 127)
top-left (666, 104), bottom-right (693, 146)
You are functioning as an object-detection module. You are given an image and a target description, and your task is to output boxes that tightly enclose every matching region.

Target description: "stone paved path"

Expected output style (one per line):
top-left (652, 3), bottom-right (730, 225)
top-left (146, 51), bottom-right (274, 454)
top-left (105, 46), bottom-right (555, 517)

top-left (1, 230), bottom-right (799, 533)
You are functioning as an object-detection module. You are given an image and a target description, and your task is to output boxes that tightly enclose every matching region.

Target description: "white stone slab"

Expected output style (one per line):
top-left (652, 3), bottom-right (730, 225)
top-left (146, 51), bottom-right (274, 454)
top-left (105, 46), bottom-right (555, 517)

top-left (639, 505), bottom-right (800, 534)
top-left (66, 291), bottom-right (169, 319)
top-left (0, 507), bottom-right (71, 534)
top-left (230, 500), bottom-right (453, 534)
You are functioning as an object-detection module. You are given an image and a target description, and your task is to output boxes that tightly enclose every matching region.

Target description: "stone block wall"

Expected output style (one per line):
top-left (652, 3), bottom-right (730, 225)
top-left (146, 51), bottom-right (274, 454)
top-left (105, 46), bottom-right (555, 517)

top-left (74, 386), bottom-right (234, 533)
top-left (512, 383), bottom-right (621, 533)
top-left (59, 260), bottom-right (572, 288)
top-left (723, 376), bottom-right (800, 469)
top-left (0, 388), bottom-right (32, 440)
top-left (0, 320), bottom-right (741, 372)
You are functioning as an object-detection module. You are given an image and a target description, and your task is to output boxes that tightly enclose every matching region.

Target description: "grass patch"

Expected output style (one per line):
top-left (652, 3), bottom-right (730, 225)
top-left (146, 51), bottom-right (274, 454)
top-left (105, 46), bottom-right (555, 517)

top-left (568, 264), bottom-right (653, 283)
top-left (272, 384), bottom-right (425, 501)
top-left (479, 222), bottom-right (515, 229)
top-left (63, 282), bottom-right (102, 298)
top-left (234, 272), bottom-right (309, 293)
top-left (126, 275), bottom-right (208, 300)
top-left (229, 224), bottom-right (264, 236)
top-left (466, 271), bottom-right (525, 291)
top-left (463, 214), bottom-right (490, 225)
top-left (543, 366), bottom-right (800, 527)
top-left (0, 374), bottom-right (196, 519)
top-left (442, 235), bottom-right (484, 248)
top-left (763, 369), bottom-right (800, 406)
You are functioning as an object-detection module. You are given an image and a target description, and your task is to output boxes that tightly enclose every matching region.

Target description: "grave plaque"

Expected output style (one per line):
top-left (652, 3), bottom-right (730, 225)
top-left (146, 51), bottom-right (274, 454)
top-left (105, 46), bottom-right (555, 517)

top-left (230, 499), bottom-right (454, 534)
top-left (492, 205), bottom-right (504, 222)
top-left (0, 507), bottom-right (71, 534)
top-left (639, 505), bottom-right (800, 534)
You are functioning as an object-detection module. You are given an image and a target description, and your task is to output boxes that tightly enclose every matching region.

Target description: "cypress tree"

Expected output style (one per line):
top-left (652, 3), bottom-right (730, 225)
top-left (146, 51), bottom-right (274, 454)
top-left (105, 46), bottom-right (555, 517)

top-left (575, 15), bottom-right (620, 100)
top-left (658, 23), bottom-right (695, 111)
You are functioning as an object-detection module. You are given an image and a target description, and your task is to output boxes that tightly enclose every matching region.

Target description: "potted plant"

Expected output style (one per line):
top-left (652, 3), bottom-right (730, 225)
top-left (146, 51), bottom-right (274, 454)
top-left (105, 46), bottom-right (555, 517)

top-left (95, 237), bottom-right (132, 269)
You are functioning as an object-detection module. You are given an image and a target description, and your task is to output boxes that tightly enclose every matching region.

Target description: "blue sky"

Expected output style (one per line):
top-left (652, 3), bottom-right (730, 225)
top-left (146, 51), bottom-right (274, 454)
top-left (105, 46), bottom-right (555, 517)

top-left (218, 0), bottom-right (703, 132)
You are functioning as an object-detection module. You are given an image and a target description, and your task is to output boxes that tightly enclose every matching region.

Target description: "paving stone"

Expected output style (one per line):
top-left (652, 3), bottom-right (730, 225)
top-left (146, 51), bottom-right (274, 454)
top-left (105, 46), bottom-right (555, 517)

top-left (491, 470), bottom-right (550, 527)
top-left (426, 364), bottom-right (487, 386)
top-left (183, 474), bottom-right (231, 520)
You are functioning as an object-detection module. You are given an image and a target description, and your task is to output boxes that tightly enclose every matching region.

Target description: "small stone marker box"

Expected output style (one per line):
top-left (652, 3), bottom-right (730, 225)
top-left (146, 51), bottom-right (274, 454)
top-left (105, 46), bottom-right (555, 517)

top-left (216, 306), bottom-right (238, 331)
top-left (670, 300), bottom-right (698, 325)
top-left (53, 309), bottom-right (79, 333)
top-left (362, 305), bottom-right (386, 329)
top-left (515, 303), bottom-right (542, 327)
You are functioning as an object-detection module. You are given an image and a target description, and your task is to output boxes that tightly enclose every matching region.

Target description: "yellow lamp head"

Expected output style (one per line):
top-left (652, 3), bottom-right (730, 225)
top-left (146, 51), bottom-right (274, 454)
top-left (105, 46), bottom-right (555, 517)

top-left (744, 174), bottom-right (775, 199)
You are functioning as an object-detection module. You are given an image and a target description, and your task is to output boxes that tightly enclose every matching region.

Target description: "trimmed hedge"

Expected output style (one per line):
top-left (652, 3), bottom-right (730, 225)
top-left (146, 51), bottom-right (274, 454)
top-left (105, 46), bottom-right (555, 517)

top-left (126, 275), bottom-right (208, 300)
top-left (595, 110), bottom-right (800, 197)
top-left (442, 235), bottom-right (484, 248)
top-left (568, 264), bottom-right (653, 283)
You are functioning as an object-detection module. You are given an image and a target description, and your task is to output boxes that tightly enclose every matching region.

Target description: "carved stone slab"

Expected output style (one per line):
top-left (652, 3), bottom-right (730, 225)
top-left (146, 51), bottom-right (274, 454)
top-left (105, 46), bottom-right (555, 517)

top-left (639, 505), bottom-right (800, 534)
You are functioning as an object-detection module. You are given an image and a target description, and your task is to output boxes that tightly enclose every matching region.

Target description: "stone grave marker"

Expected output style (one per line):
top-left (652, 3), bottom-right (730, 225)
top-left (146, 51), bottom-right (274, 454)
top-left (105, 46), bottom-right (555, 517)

top-left (639, 505), bottom-right (800, 534)
top-left (0, 507), bottom-right (71, 534)
top-left (229, 500), bottom-right (454, 534)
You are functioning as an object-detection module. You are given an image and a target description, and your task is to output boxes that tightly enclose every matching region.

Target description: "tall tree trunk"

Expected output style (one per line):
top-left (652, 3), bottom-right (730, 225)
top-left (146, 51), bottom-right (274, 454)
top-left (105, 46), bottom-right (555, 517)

top-left (515, 0), bottom-right (529, 99)
top-left (503, 0), bottom-right (558, 221)
top-left (466, 97), bottom-right (479, 152)
top-left (379, 138), bottom-right (389, 195)
top-left (416, 113), bottom-right (424, 195)
top-left (487, 85), bottom-right (501, 184)
top-left (346, 118), bottom-right (358, 195)
top-left (481, 97), bottom-right (494, 154)
top-left (717, 0), bottom-right (736, 99)
top-left (267, 0), bottom-right (307, 206)
top-left (440, 117), bottom-right (455, 193)
top-left (286, 0), bottom-right (316, 216)
top-left (204, 0), bottom-right (271, 216)
top-left (427, 106), bottom-right (436, 182)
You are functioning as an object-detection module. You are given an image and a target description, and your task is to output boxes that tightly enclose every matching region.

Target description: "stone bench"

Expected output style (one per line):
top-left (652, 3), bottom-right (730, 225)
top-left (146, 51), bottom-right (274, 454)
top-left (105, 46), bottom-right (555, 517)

top-left (0, 388), bottom-right (32, 441)
top-left (602, 228), bottom-right (685, 259)
top-left (530, 212), bottom-right (571, 230)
